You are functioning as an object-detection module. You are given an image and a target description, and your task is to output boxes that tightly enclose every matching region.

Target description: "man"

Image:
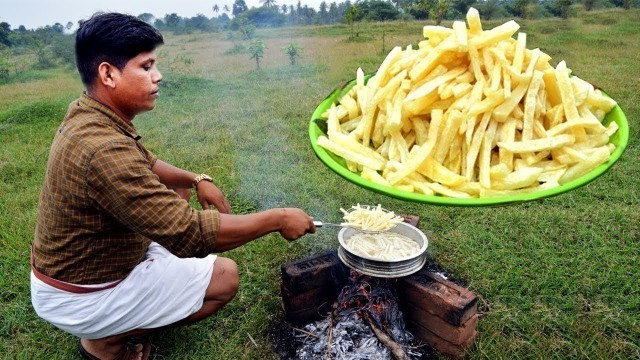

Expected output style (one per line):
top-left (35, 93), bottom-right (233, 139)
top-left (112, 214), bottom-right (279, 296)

top-left (30, 12), bottom-right (316, 360)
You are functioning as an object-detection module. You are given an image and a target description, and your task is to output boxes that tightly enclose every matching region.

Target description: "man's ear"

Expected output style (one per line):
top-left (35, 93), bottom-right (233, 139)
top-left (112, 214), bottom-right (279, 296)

top-left (97, 62), bottom-right (119, 89)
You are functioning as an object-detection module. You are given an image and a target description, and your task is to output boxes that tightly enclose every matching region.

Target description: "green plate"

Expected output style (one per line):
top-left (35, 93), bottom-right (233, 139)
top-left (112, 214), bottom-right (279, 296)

top-left (309, 79), bottom-right (630, 207)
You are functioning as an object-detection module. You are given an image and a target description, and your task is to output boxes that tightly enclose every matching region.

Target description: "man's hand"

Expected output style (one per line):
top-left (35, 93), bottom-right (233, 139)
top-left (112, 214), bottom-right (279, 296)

top-left (279, 208), bottom-right (316, 241)
top-left (196, 180), bottom-right (232, 214)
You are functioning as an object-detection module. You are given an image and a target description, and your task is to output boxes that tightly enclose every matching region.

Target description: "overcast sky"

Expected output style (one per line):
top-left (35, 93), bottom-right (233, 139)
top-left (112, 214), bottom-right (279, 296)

top-left (0, 0), bottom-right (323, 30)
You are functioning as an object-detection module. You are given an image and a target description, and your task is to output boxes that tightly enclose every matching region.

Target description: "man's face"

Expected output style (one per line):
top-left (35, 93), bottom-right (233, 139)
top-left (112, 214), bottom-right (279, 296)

top-left (112, 50), bottom-right (162, 120)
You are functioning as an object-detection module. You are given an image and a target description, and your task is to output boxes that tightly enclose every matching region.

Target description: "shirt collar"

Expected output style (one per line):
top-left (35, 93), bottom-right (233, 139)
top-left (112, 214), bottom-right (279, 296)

top-left (79, 93), bottom-right (142, 141)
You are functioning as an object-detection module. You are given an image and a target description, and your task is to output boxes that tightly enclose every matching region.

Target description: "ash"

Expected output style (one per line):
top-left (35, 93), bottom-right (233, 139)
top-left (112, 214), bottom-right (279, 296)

top-left (294, 272), bottom-right (424, 360)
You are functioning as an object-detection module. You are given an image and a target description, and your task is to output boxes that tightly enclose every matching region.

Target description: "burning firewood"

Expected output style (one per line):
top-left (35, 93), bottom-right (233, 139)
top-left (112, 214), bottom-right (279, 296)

top-left (292, 270), bottom-right (425, 360)
top-left (363, 312), bottom-right (410, 360)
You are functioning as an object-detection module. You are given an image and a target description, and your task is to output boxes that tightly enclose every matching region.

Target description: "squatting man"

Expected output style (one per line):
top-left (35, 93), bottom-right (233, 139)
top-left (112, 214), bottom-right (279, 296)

top-left (30, 12), bottom-right (316, 360)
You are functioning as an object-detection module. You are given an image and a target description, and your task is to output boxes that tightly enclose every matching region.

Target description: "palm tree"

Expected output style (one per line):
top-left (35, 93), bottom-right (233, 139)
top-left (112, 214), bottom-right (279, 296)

top-left (260, 0), bottom-right (278, 7)
top-left (281, 4), bottom-right (288, 13)
top-left (212, 4), bottom-right (220, 15)
top-left (223, 4), bottom-right (231, 13)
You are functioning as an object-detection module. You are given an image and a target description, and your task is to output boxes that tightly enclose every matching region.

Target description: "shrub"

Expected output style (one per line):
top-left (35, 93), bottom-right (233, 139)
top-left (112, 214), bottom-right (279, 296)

top-left (282, 42), bottom-right (301, 65)
top-left (248, 38), bottom-right (266, 69)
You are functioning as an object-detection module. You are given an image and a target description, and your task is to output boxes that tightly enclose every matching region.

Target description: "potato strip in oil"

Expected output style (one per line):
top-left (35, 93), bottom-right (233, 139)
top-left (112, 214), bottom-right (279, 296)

top-left (344, 232), bottom-right (421, 261)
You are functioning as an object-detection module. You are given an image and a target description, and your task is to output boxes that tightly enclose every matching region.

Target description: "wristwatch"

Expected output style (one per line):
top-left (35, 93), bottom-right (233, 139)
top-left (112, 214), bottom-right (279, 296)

top-left (192, 173), bottom-right (213, 188)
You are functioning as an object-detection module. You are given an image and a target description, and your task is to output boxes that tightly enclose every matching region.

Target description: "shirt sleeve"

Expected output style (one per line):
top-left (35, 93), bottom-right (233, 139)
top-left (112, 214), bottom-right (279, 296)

top-left (136, 141), bottom-right (158, 168)
top-left (86, 138), bottom-right (218, 257)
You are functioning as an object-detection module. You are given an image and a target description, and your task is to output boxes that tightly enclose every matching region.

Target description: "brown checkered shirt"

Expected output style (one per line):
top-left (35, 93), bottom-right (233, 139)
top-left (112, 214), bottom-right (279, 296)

top-left (32, 94), bottom-right (219, 284)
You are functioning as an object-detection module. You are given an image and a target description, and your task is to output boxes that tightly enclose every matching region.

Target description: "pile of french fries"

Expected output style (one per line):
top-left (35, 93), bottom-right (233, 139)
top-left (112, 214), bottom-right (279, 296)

top-left (317, 8), bottom-right (619, 198)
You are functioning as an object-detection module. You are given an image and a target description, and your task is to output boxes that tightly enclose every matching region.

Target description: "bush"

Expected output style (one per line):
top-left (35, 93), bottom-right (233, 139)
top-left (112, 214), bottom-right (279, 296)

top-left (224, 42), bottom-right (247, 55)
top-left (546, 0), bottom-right (574, 17)
top-left (282, 42), bottom-right (301, 65)
top-left (0, 56), bottom-right (10, 83)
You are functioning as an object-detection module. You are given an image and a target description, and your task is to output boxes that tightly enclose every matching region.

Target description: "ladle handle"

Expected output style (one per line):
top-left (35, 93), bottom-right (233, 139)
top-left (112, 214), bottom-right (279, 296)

top-left (313, 221), bottom-right (341, 228)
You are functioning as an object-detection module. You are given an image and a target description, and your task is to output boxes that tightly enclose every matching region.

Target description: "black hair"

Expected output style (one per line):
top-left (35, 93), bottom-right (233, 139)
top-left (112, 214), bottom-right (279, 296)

top-left (75, 12), bottom-right (164, 86)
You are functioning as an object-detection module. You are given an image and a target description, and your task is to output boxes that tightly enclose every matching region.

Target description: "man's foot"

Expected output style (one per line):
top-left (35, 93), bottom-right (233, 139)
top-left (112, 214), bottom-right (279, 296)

top-left (78, 338), bottom-right (151, 360)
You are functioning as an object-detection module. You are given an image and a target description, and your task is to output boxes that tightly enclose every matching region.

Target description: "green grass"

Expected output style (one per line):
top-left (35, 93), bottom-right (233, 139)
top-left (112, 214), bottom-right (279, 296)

top-left (1, 8), bottom-right (639, 359)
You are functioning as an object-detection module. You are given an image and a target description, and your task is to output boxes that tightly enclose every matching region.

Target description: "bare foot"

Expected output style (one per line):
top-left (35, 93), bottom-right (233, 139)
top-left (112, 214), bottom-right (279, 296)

top-left (79, 338), bottom-right (150, 360)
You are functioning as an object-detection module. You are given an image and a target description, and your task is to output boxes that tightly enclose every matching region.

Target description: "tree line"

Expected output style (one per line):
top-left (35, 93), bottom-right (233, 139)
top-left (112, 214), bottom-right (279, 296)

top-left (0, 0), bottom-right (636, 82)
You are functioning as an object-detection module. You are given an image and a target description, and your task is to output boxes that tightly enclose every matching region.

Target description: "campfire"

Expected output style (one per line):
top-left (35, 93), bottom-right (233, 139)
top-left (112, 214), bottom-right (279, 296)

top-left (295, 270), bottom-right (424, 360)
top-left (275, 249), bottom-right (479, 359)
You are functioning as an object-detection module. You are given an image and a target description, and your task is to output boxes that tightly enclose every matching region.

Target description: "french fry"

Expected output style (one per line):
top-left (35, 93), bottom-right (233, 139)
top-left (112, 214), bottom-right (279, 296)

top-left (469, 20), bottom-right (520, 49)
top-left (361, 167), bottom-right (391, 186)
top-left (387, 109), bottom-right (443, 184)
top-left (452, 21), bottom-right (469, 51)
top-left (478, 119), bottom-right (498, 188)
top-left (466, 7), bottom-right (483, 34)
top-left (492, 167), bottom-right (543, 190)
top-left (558, 146), bottom-right (610, 184)
top-left (497, 134), bottom-right (575, 153)
top-left (417, 157), bottom-right (466, 186)
top-left (317, 136), bottom-right (385, 170)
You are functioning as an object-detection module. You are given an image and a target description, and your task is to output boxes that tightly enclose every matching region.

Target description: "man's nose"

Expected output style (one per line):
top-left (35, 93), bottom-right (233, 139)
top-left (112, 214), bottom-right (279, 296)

top-left (153, 68), bottom-right (162, 83)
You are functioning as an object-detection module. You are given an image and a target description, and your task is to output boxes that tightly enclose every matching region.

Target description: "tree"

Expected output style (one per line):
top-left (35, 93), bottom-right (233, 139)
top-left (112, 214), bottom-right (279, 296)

top-left (282, 42), bottom-right (301, 65)
top-left (213, 4), bottom-right (220, 14)
top-left (0, 22), bottom-right (11, 46)
top-left (345, 6), bottom-right (359, 40)
top-left (164, 13), bottom-right (181, 28)
top-left (583, 0), bottom-right (595, 11)
top-left (357, 0), bottom-right (400, 21)
top-left (281, 4), bottom-right (288, 14)
top-left (288, 5), bottom-right (297, 24)
top-left (452, 0), bottom-right (476, 16)
top-left (431, 0), bottom-right (451, 25)
top-left (233, 0), bottom-right (249, 16)
top-left (474, 0), bottom-right (501, 19)
top-left (223, 4), bottom-right (231, 13)
top-left (248, 38), bottom-right (266, 69)
top-left (506, 0), bottom-right (531, 18)
top-left (298, 5), bottom-right (316, 25)
top-left (187, 14), bottom-right (211, 31)
top-left (51, 23), bottom-right (65, 33)
top-left (0, 52), bottom-right (11, 82)
top-left (65, 22), bottom-right (74, 32)
top-left (138, 13), bottom-right (155, 24)
top-left (260, 0), bottom-right (278, 7)
top-left (329, 2), bottom-right (339, 23)
top-left (408, 0), bottom-right (431, 19)
top-left (242, 7), bottom-right (286, 27)
top-left (236, 18), bottom-right (256, 39)
top-left (558, 0), bottom-right (572, 17)
top-left (320, 1), bottom-right (329, 23)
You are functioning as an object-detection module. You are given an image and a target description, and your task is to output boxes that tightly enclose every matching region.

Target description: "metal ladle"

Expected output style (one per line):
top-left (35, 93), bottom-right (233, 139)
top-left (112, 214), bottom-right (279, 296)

top-left (313, 221), bottom-right (390, 234)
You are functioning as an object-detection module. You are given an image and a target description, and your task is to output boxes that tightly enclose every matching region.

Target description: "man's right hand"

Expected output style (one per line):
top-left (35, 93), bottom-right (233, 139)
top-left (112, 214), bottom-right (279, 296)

top-left (279, 208), bottom-right (316, 241)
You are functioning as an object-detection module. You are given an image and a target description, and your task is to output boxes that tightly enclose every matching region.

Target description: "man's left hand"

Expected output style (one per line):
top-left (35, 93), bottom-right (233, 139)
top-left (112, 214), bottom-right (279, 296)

top-left (196, 181), bottom-right (232, 214)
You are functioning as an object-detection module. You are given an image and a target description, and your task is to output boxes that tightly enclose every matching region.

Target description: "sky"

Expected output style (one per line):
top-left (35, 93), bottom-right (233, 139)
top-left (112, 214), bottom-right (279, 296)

top-left (0, 0), bottom-right (323, 30)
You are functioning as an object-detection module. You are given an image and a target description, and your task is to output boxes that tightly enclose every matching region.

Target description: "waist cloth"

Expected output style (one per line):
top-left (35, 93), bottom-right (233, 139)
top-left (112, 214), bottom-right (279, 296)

top-left (30, 242), bottom-right (217, 339)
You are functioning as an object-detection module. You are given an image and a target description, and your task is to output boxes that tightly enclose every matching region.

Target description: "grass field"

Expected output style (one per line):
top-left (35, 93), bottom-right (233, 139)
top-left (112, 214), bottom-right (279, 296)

top-left (1, 8), bottom-right (639, 359)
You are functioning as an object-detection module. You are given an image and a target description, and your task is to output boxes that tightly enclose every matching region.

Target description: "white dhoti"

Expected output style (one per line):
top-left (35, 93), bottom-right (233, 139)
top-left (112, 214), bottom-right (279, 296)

top-left (31, 242), bottom-right (216, 339)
